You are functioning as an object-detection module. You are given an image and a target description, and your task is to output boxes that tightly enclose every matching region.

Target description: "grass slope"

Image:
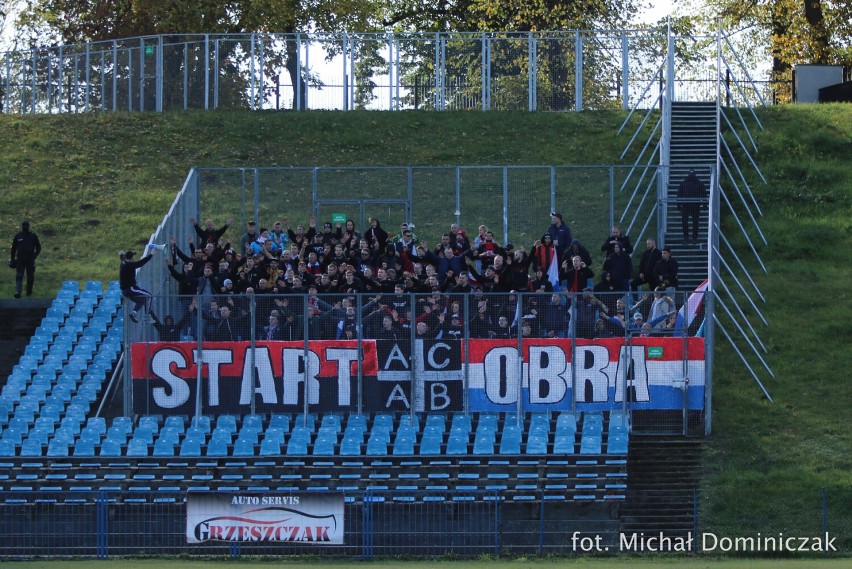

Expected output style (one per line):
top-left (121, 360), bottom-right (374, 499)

top-left (0, 106), bottom-right (850, 553)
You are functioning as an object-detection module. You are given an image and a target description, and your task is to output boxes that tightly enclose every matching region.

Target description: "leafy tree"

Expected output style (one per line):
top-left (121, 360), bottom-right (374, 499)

top-left (13, 0), bottom-right (384, 109)
top-left (706, 0), bottom-right (851, 89)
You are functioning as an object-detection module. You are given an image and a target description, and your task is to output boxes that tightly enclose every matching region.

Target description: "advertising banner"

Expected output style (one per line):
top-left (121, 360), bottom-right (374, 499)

top-left (187, 492), bottom-right (344, 544)
top-left (132, 338), bottom-right (704, 415)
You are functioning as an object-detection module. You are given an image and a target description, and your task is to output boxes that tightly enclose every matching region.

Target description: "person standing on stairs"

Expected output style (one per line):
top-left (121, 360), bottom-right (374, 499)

top-left (677, 169), bottom-right (707, 244)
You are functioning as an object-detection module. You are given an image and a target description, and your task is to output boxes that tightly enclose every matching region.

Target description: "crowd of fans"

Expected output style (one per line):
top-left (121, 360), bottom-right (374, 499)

top-left (144, 213), bottom-right (686, 342)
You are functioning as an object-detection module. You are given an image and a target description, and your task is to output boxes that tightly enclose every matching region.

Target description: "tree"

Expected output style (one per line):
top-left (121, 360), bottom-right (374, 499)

top-left (13, 0), bottom-right (385, 109)
top-left (706, 0), bottom-right (851, 85)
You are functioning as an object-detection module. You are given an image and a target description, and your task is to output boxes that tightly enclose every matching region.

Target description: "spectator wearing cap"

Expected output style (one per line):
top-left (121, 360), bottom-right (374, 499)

top-left (119, 248), bottom-right (157, 323)
top-left (601, 224), bottom-right (633, 257)
top-left (449, 224), bottom-right (470, 254)
top-left (320, 221), bottom-right (342, 247)
top-left (653, 247), bottom-right (679, 292)
top-left (388, 222), bottom-right (419, 246)
top-left (630, 311), bottom-right (645, 333)
top-left (547, 212), bottom-right (573, 258)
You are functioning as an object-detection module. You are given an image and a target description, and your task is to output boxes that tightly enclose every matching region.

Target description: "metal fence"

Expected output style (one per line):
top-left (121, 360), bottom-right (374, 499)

top-left (142, 164), bottom-right (662, 303)
top-left (1, 30), bottom-right (780, 114)
top-left (0, 489), bottom-right (500, 558)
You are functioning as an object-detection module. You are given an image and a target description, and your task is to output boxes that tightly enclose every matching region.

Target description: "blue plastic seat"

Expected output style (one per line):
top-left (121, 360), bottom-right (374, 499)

top-left (179, 439), bottom-right (202, 457)
top-left (607, 434), bottom-right (628, 455)
top-left (47, 440), bottom-right (69, 457)
top-left (206, 438), bottom-right (229, 457)
top-left (153, 439), bottom-right (176, 456)
top-left (313, 436), bottom-right (336, 456)
top-left (85, 280), bottom-right (103, 294)
top-left (446, 434), bottom-right (468, 455)
top-left (73, 439), bottom-right (96, 457)
top-left (233, 438), bottom-right (256, 456)
top-left (217, 415), bottom-right (238, 434)
top-left (259, 438), bottom-right (281, 456)
top-left (365, 437), bottom-right (387, 456)
top-left (339, 436), bottom-right (362, 456)
top-left (472, 436), bottom-right (494, 455)
top-left (285, 438), bottom-right (308, 456)
top-left (20, 439), bottom-right (43, 457)
top-left (419, 435), bottom-right (443, 455)
top-left (190, 415), bottom-right (211, 433)
top-left (62, 281), bottom-right (80, 293)
top-left (268, 414), bottom-right (290, 432)
top-left (580, 435), bottom-right (602, 454)
top-left (99, 439), bottom-right (123, 457)
top-left (525, 434), bottom-right (548, 455)
top-left (553, 435), bottom-right (575, 454)
top-left (392, 435), bottom-right (415, 456)
top-left (127, 439), bottom-right (149, 457)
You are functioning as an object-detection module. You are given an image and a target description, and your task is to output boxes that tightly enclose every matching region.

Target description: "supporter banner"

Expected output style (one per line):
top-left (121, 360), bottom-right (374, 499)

top-left (131, 338), bottom-right (704, 414)
top-left (187, 492), bottom-right (344, 544)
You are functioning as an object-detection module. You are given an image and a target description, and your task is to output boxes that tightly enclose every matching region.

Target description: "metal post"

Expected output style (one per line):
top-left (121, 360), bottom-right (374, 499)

top-left (528, 32), bottom-right (535, 111)
top-left (621, 33), bottom-right (630, 110)
top-left (204, 35), bottom-right (209, 110)
top-left (195, 297), bottom-right (204, 419)
top-left (574, 31), bottom-right (582, 111)
top-left (481, 32), bottom-right (487, 111)
top-left (139, 37), bottom-right (145, 111)
top-left (214, 39), bottom-right (219, 109)
top-left (356, 294), bottom-right (363, 415)
top-left (31, 49), bottom-right (37, 114)
top-left (259, 35), bottom-right (265, 110)
top-left (250, 33), bottom-right (256, 110)
top-left (85, 42), bottom-right (91, 112)
top-left (609, 166), bottom-right (616, 232)
top-left (157, 35), bottom-right (164, 112)
top-left (184, 42), bottom-right (189, 110)
top-left (295, 34), bottom-right (303, 111)
top-left (342, 34), bottom-right (349, 110)
top-left (302, 295), bottom-right (310, 427)
top-left (516, 293), bottom-right (524, 422)
top-left (249, 293), bottom-right (256, 415)
top-left (455, 166), bottom-right (462, 225)
top-left (111, 42), bottom-right (116, 112)
top-left (502, 167), bottom-right (509, 245)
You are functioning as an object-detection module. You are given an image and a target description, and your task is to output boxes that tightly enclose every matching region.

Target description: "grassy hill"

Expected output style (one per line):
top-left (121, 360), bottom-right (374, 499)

top-left (1, 106), bottom-right (850, 553)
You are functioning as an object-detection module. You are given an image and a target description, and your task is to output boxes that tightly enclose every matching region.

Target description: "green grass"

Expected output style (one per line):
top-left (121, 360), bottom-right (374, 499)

top-left (1, 105), bottom-right (850, 554)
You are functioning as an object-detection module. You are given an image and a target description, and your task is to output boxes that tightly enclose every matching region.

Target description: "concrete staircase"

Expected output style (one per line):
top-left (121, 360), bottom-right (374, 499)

top-left (620, 437), bottom-right (702, 548)
top-left (664, 101), bottom-right (717, 292)
top-left (0, 299), bottom-right (50, 384)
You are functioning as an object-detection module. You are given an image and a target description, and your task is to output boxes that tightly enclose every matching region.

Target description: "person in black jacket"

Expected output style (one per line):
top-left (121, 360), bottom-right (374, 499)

top-left (631, 238), bottom-right (663, 294)
top-left (119, 249), bottom-right (157, 323)
top-left (677, 169), bottom-right (708, 243)
top-left (10, 221), bottom-right (41, 298)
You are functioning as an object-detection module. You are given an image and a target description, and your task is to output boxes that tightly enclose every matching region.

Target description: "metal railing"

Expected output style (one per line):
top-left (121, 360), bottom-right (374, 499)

top-left (1, 30), bottom-right (779, 114)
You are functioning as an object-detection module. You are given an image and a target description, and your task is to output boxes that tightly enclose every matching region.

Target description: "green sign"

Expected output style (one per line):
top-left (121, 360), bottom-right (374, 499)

top-left (647, 347), bottom-right (664, 359)
top-left (331, 213), bottom-right (347, 224)
top-left (145, 45), bottom-right (154, 57)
